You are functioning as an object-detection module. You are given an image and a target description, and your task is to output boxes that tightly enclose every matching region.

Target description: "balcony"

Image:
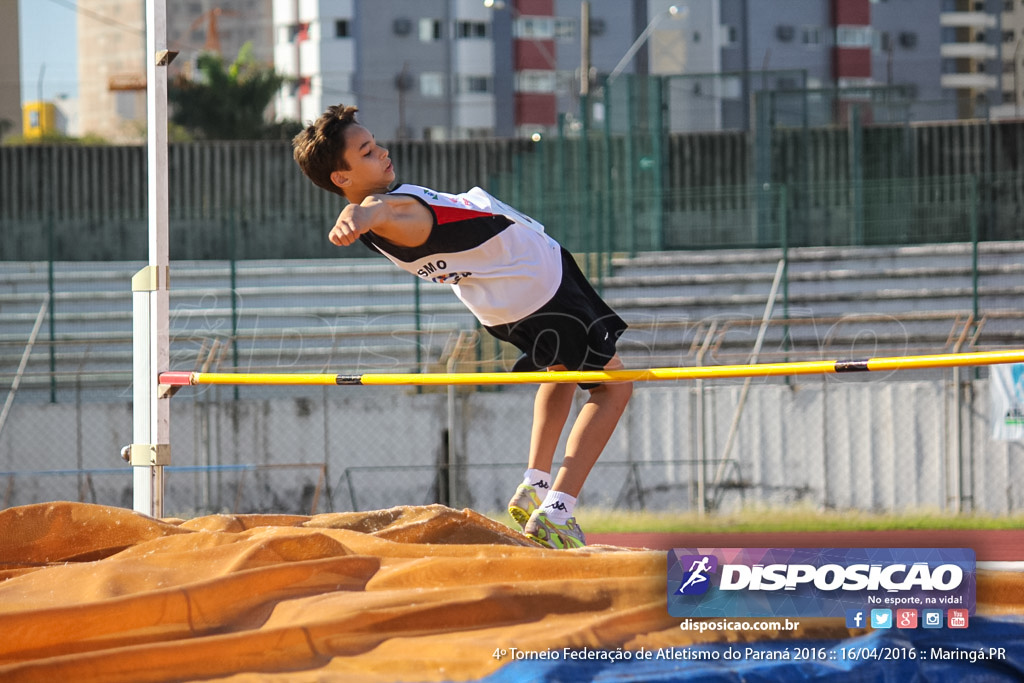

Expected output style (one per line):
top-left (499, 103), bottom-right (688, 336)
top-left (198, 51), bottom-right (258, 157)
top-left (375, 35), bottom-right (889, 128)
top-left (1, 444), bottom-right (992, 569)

top-left (940, 42), bottom-right (998, 60)
top-left (940, 72), bottom-right (999, 89)
top-left (939, 11), bottom-right (998, 29)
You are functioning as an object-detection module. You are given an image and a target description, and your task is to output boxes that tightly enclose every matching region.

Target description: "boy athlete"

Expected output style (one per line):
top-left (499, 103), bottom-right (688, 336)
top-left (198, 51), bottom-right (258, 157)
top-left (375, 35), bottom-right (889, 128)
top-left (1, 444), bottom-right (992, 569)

top-left (293, 105), bottom-right (632, 549)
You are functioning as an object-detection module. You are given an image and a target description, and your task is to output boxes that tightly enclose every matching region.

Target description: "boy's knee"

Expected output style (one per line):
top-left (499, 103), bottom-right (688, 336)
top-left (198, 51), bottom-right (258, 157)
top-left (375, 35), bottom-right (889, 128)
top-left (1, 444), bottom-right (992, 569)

top-left (590, 380), bottom-right (632, 405)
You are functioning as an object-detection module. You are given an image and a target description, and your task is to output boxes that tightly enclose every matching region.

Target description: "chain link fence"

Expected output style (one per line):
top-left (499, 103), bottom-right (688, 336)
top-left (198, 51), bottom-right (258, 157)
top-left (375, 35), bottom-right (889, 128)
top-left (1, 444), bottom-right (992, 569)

top-left (2, 374), bottom-right (1022, 518)
top-left (2, 240), bottom-right (1022, 519)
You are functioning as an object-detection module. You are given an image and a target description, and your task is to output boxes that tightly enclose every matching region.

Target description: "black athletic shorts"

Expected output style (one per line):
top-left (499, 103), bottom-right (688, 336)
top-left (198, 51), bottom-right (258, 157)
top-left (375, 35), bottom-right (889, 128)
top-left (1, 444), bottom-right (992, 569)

top-left (484, 249), bottom-right (627, 389)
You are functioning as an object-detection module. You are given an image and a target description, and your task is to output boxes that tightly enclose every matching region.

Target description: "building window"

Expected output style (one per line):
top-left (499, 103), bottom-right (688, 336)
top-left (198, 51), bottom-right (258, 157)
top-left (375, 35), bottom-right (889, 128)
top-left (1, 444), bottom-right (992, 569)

top-left (420, 18), bottom-right (442, 42)
top-left (514, 16), bottom-right (555, 40)
top-left (554, 18), bottom-right (575, 40)
top-left (460, 127), bottom-right (494, 139)
top-left (802, 26), bottom-right (822, 46)
top-left (335, 19), bottom-right (350, 38)
top-left (420, 72), bottom-right (445, 97)
top-left (457, 21), bottom-right (488, 38)
top-left (278, 24), bottom-right (298, 43)
top-left (459, 75), bottom-right (492, 93)
top-left (1003, 30), bottom-right (1016, 43)
top-left (424, 126), bottom-right (447, 141)
top-left (115, 91), bottom-right (140, 120)
top-left (721, 76), bottom-right (742, 99)
top-left (515, 70), bottom-right (557, 93)
top-left (877, 31), bottom-right (891, 53)
top-left (837, 25), bottom-right (872, 48)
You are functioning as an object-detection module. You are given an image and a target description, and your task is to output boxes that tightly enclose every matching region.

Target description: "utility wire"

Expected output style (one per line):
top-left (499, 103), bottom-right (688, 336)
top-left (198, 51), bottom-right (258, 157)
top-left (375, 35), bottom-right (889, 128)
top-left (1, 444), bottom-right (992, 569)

top-left (43, 0), bottom-right (144, 35)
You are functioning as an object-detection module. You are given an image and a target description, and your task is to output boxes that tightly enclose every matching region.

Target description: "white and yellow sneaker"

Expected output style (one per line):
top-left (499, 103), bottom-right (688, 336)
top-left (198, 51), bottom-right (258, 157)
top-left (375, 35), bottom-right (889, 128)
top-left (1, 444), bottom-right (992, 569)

top-left (524, 509), bottom-right (586, 549)
top-left (507, 483), bottom-right (542, 529)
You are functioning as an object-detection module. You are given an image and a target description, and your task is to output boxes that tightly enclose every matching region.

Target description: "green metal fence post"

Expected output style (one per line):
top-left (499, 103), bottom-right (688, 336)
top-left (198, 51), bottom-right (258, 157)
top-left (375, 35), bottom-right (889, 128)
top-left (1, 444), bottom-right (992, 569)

top-left (580, 92), bottom-right (592, 265)
top-left (47, 212), bottom-right (56, 403)
top-left (601, 80), bottom-right (615, 291)
top-left (414, 276), bottom-right (422, 371)
top-left (649, 76), bottom-right (665, 252)
top-left (228, 213), bottom-right (240, 401)
top-left (754, 92), bottom-right (773, 245)
top-left (534, 135), bottom-right (546, 226)
top-left (555, 114), bottom-right (569, 249)
top-left (779, 184), bottom-right (791, 353)
top-left (970, 175), bottom-right (980, 324)
top-left (798, 70), bottom-right (810, 246)
top-left (849, 104), bottom-right (864, 245)
top-left (624, 76), bottom-right (637, 256)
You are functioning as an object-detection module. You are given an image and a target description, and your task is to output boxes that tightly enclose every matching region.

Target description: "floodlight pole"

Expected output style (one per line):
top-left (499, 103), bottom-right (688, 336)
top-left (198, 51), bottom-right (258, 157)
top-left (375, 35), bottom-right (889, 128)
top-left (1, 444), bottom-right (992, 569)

top-left (129, 0), bottom-right (173, 517)
top-left (606, 5), bottom-right (688, 88)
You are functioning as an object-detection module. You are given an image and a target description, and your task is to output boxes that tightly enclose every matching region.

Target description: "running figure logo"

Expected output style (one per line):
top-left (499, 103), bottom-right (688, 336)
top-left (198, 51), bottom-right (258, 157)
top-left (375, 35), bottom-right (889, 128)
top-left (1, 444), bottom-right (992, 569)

top-left (675, 554), bottom-right (718, 595)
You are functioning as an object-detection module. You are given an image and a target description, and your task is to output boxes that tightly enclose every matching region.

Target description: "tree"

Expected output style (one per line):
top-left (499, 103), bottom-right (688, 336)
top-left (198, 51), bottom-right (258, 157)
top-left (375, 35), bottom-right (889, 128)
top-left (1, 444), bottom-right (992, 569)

top-left (170, 43), bottom-right (302, 140)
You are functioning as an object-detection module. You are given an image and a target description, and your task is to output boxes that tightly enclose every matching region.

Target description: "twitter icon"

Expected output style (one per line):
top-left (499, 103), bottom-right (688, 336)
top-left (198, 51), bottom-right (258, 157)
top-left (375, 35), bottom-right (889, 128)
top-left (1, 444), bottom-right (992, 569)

top-left (870, 609), bottom-right (893, 629)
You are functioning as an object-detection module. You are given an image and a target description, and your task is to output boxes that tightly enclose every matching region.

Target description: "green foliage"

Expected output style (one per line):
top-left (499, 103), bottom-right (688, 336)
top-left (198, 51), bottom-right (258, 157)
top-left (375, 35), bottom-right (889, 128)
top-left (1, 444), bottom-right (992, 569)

top-left (169, 42), bottom-right (301, 140)
top-left (577, 506), bottom-right (1024, 533)
top-left (2, 131), bottom-right (111, 146)
top-left (490, 505), bottom-right (1024, 533)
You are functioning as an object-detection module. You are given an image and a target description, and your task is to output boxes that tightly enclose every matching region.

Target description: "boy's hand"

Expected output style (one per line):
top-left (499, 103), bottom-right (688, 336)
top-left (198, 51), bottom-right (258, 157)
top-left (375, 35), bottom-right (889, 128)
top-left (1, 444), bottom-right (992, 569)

top-left (329, 198), bottom-right (382, 247)
top-left (327, 194), bottom-right (432, 248)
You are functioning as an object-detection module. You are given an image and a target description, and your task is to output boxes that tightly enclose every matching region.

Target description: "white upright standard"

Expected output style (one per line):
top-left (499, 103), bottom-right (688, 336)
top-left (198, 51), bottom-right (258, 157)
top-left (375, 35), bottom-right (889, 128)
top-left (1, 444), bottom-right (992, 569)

top-left (129, 0), bottom-right (172, 517)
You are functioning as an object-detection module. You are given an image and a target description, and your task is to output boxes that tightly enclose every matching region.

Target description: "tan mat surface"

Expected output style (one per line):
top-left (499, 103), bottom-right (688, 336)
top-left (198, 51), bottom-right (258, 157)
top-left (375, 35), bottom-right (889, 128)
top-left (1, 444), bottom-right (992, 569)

top-left (0, 502), bottom-right (1019, 682)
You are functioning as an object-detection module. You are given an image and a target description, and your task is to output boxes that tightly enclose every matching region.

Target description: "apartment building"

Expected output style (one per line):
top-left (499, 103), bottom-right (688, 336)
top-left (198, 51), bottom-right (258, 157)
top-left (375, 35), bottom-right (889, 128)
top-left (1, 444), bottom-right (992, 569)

top-left (995, 0), bottom-right (1024, 117)
top-left (0, 0), bottom-right (22, 140)
top-left (712, 0), bottom-right (958, 128)
top-left (938, 0), bottom-right (1005, 118)
top-left (272, 0), bottom-right (671, 139)
top-left (39, 0), bottom-right (1014, 143)
top-left (271, 0), bottom-right (1013, 138)
top-left (76, 0), bottom-right (273, 141)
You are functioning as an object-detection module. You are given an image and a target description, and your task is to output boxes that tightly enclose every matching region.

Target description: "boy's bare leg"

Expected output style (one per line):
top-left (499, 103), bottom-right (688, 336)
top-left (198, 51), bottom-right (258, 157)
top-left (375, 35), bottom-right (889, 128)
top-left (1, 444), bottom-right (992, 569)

top-left (550, 355), bottom-right (633, 497)
top-left (526, 370), bottom-right (576, 474)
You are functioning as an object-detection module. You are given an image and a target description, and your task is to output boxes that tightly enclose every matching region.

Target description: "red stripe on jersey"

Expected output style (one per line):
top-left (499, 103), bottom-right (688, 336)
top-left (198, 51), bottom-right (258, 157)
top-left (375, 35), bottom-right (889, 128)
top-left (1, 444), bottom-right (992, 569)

top-left (432, 204), bottom-right (494, 225)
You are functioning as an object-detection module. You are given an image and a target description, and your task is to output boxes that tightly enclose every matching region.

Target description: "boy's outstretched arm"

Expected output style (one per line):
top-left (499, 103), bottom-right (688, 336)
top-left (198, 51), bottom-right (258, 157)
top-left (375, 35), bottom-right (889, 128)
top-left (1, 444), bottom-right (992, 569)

top-left (329, 194), bottom-right (432, 248)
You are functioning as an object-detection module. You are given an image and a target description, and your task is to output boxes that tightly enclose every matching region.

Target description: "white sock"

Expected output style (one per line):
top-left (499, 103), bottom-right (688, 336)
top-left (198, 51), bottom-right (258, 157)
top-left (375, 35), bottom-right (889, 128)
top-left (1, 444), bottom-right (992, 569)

top-left (540, 490), bottom-right (577, 524)
top-left (523, 468), bottom-right (551, 494)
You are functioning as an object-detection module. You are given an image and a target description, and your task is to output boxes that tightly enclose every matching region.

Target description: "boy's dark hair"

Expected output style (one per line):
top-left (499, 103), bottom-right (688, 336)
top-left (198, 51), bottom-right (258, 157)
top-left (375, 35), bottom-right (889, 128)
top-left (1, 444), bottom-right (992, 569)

top-left (292, 104), bottom-right (360, 197)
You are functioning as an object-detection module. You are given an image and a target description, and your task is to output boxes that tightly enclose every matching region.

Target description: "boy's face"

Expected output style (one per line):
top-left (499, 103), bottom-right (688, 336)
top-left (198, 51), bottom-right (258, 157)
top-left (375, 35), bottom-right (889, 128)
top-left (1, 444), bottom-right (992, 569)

top-left (331, 124), bottom-right (395, 198)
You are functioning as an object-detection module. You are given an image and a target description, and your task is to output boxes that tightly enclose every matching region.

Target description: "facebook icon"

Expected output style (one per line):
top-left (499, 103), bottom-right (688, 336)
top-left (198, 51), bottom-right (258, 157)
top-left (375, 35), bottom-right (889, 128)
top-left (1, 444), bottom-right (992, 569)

top-left (845, 609), bottom-right (866, 629)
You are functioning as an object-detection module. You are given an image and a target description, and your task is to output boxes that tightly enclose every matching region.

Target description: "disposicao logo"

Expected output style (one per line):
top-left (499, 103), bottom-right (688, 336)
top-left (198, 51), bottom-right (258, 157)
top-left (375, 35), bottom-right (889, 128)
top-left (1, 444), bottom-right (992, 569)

top-left (667, 548), bottom-right (975, 619)
top-left (674, 555), bottom-right (718, 595)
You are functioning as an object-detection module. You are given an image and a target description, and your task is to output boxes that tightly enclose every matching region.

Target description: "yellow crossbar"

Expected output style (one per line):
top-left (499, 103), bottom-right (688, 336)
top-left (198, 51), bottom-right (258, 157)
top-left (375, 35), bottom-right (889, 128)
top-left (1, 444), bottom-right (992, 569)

top-left (159, 349), bottom-right (1024, 388)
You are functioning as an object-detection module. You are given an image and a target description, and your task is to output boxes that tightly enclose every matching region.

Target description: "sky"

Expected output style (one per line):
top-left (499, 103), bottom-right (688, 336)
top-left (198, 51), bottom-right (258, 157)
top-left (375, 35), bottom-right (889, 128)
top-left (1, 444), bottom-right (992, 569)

top-left (19, 0), bottom-right (80, 104)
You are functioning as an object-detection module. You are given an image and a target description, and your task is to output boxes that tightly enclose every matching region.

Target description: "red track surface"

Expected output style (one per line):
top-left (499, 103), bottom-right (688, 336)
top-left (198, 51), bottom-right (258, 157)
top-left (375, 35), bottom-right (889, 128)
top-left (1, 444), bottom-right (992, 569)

top-left (588, 529), bottom-right (1024, 561)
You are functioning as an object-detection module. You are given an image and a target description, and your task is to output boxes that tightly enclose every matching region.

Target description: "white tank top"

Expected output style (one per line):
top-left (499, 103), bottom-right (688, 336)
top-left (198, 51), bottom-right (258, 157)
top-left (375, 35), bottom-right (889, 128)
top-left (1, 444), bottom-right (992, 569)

top-left (359, 184), bottom-right (562, 326)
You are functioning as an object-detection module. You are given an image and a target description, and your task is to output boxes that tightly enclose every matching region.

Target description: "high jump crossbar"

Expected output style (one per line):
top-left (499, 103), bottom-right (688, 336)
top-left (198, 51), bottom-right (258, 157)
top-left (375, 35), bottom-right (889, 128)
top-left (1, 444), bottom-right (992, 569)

top-left (159, 349), bottom-right (1024, 388)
